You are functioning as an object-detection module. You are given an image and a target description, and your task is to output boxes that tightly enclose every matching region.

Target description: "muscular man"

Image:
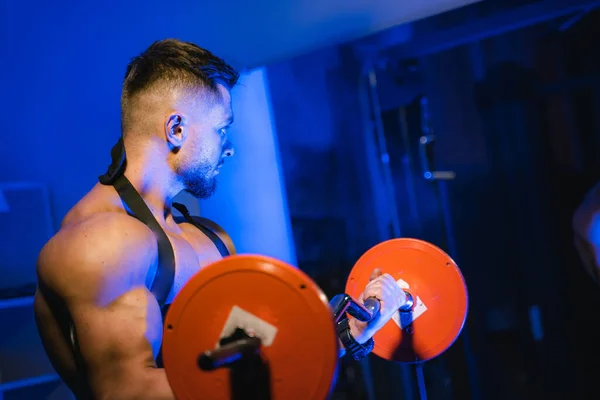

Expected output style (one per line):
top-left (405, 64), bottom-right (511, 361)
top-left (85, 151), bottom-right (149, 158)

top-left (33, 39), bottom-right (404, 400)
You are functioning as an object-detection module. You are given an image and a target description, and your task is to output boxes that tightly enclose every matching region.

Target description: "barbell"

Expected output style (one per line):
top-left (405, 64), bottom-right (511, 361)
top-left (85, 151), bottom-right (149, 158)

top-left (162, 238), bottom-right (468, 399)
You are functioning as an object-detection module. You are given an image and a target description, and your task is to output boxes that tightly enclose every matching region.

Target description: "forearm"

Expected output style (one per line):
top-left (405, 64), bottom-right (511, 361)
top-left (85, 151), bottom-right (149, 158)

top-left (338, 339), bottom-right (346, 358)
top-left (337, 320), bottom-right (370, 359)
top-left (137, 368), bottom-right (176, 400)
top-left (98, 368), bottom-right (176, 400)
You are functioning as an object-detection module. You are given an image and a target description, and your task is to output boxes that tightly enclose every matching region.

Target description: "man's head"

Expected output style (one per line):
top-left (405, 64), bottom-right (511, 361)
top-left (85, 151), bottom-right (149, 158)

top-left (121, 38), bottom-right (239, 199)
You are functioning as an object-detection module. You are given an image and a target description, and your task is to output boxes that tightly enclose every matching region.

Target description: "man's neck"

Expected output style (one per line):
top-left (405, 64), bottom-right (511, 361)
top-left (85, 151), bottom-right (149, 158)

top-left (122, 150), bottom-right (183, 227)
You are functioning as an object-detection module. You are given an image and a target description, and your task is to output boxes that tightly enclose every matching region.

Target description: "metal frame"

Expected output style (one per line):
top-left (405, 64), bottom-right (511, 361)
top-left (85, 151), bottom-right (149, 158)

top-left (358, 66), bottom-right (421, 400)
top-left (377, 0), bottom-right (600, 61)
top-left (0, 181), bottom-right (56, 237)
top-left (0, 181), bottom-right (61, 397)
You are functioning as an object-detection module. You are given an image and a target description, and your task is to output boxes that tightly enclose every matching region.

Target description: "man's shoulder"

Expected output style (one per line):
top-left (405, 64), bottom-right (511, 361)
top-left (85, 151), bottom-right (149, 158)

top-left (57, 211), bottom-right (156, 246)
top-left (38, 212), bottom-right (157, 298)
top-left (180, 215), bottom-right (236, 255)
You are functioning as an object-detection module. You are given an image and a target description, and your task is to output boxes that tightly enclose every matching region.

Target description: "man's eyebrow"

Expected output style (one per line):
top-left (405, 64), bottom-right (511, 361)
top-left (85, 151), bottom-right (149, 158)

top-left (225, 114), bottom-right (234, 125)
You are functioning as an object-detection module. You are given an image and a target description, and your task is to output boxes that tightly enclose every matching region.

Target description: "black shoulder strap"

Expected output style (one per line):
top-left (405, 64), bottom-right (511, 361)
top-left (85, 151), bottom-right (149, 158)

top-left (172, 202), bottom-right (231, 257)
top-left (113, 175), bottom-right (176, 302)
top-left (68, 138), bottom-right (176, 393)
top-left (98, 138), bottom-right (176, 304)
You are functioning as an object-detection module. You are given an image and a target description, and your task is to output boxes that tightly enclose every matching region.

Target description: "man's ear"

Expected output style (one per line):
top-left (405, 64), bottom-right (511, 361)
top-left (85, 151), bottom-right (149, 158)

top-left (165, 113), bottom-right (187, 151)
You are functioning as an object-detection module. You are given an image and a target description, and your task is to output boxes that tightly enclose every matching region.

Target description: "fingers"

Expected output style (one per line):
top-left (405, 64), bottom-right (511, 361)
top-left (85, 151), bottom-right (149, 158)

top-left (357, 291), bottom-right (364, 303)
top-left (366, 273), bottom-right (398, 293)
top-left (362, 273), bottom-right (405, 311)
top-left (369, 268), bottom-right (383, 281)
top-left (362, 273), bottom-right (399, 300)
top-left (358, 270), bottom-right (405, 310)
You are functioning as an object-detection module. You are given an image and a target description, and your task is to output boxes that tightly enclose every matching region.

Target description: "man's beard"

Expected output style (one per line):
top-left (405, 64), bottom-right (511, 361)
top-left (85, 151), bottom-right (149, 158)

top-left (179, 162), bottom-right (217, 199)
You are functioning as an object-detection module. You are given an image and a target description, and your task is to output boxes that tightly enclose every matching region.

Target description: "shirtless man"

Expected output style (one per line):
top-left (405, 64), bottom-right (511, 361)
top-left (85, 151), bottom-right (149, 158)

top-left (33, 38), bottom-right (404, 399)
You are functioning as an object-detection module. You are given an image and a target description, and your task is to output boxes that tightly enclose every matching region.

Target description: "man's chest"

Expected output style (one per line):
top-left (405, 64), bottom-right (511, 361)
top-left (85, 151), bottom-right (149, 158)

top-left (164, 229), bottom-right (225, 304)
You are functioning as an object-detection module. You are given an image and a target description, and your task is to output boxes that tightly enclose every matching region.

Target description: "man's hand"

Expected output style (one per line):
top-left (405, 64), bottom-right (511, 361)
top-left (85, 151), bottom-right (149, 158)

top-left (573, 183), bottom-right (600, 285)
top-left (349, 268), bottom-right (406, 343)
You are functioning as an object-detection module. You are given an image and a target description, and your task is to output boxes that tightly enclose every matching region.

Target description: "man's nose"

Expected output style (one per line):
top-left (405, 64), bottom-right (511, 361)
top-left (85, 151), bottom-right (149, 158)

top-left (223, 140), bottom-right (234, 158)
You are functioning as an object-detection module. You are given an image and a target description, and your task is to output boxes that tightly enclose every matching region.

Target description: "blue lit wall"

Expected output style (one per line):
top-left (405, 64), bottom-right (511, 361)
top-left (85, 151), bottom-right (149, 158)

top-left (0, 5), bottom-right (297, 263)
top-left (199, 68), bottom-right (298, 265)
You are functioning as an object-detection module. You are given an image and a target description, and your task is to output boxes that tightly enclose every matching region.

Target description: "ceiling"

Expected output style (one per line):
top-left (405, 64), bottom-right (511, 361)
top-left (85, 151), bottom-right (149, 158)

top-left (193, 0), bottom-right (482, 67)
top-left (1, 0), bottom-right (481, 69)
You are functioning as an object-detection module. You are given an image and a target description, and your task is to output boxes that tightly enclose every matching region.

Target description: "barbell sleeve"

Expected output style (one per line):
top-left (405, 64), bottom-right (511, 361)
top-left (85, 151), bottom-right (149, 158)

top-left (198, 336), bottom-right (262, 371)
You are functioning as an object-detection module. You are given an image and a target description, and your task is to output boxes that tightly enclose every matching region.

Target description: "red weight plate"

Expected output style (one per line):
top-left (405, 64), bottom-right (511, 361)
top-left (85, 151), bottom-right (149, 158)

top-left (345, 239), bottom-right (468, 363)
top-left (163, 255), bottom-right (339, 400)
